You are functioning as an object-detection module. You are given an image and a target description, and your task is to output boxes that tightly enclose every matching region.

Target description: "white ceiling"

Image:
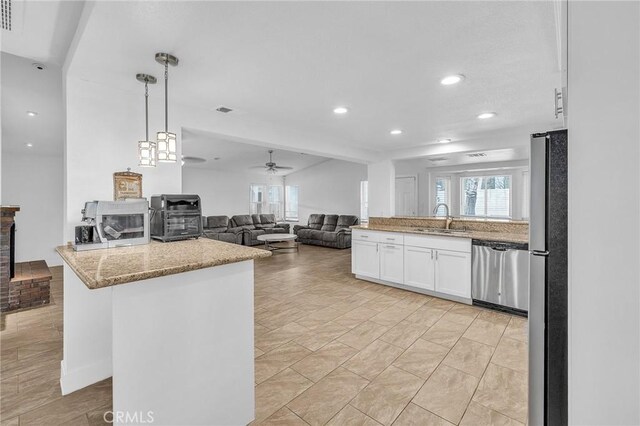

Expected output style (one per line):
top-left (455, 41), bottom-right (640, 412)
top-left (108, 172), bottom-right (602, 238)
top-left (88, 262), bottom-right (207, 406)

top-left (182, 128), bottom-right (330, 175)
top-left (397, 146), bottom-right (529, 169)
top-left (65, 1), bottom-right (563, 159)
top-left (1, 52), bottom-right (63, 155)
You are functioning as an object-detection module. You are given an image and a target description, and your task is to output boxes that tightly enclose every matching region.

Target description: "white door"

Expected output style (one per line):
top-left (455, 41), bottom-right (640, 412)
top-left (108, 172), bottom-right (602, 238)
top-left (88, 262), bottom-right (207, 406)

top-left (404, 246), bottom-right (436, 290)
top-left (435, 250), bottom-right (471, 298)
top-left (352, 240), bottom-right (379, 278)
top-left (395, 177), bottom-right (417, 216)
top-left (379, 243), bottom-right (404, 284)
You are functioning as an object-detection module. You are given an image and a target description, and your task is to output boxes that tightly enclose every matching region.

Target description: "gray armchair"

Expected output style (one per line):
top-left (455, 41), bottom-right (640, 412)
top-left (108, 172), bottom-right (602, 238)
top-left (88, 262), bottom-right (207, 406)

top-left (252, 214), bottom-right (291, 233)
top-left (201, 216), bottom-right (243, 244)
top-left (230, 215), bottom-right (288, 246)
top-left (295, 214), bottom-right (359, 249)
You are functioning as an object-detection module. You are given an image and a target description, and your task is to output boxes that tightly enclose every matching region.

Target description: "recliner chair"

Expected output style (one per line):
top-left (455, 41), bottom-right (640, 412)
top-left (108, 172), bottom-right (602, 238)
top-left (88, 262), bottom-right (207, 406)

top-left (230, 215), bottom-right (288, 246)
top-left (294, 214), bottom-right (359, 249)
top-left (201, 216), bottom-right (244, 245)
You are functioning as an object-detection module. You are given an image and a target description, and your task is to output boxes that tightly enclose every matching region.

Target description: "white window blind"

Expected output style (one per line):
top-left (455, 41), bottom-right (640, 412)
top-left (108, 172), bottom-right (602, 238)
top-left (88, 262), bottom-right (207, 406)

top-left (461, 175), bottom-right (511, 218)
top-left (434, 177), bottom-right (450, 216)
top-left (250, 184), bottom-right (284, 220)
top-left (285, 186), bottom-right (299, 221)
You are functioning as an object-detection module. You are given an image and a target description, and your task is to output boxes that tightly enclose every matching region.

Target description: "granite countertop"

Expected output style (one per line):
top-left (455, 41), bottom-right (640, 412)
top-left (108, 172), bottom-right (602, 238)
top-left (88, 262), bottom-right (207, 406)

top-left (56, 238), bottom-right (272, 289)
top-left (351, 224), bottom-right (529, 245)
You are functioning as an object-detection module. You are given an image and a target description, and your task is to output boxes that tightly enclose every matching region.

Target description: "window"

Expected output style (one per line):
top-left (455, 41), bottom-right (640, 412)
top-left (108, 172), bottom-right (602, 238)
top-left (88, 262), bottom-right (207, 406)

top-left (360, 181), bottom-right (369, 222)
top-left (250, 184), bottom-right (284, 219)
top-left (434, 177), bottom-right (450, 216)
top-left (285, 186), bottom-right (299, 221)
top-left (461, 175), bottom-right (511, 218)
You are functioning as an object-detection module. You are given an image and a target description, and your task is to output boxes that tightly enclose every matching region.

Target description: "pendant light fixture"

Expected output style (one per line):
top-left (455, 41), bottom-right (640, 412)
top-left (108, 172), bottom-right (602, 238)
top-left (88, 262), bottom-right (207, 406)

top-left (136, 73), bottom-right (158, 167)
top-left (155, 52), bottom-right (179, 162)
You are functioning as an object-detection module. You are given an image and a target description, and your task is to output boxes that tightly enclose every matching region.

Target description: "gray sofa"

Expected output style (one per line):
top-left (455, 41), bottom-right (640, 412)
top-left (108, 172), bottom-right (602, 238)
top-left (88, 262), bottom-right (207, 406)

top-left (294, 214), bottom-right (359, 249)
top-left (230, 214), bottom-right (290, 246)
top-left (201, 216), bottom-right (244, 244)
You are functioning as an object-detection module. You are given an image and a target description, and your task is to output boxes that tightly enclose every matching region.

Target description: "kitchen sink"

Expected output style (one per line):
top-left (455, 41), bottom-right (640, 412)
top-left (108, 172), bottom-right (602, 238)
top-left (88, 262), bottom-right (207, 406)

top-left (416, 228), bottom-right (470, 235)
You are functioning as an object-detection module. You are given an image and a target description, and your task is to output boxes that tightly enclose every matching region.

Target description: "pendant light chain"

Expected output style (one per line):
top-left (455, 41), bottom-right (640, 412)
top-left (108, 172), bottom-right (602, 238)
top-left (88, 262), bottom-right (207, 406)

top-left (155, 52), bottom-right (178, 163)
top-left (164, 62), bottom-right (168, 133)
top-left (136, 73), bottom-right (157, 167)
top-left (145, 80), bottom-right (149, 141)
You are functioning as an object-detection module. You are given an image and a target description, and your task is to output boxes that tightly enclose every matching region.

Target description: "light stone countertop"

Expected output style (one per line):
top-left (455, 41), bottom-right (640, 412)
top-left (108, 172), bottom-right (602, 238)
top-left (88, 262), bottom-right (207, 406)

top-left (56, 238), bottom-right (272, 289)
top-left (351, 224), bottom-right (529, 245)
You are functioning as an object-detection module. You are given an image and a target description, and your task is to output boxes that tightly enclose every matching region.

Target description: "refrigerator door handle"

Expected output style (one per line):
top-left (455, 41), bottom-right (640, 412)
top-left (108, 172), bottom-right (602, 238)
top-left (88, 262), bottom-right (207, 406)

top-left (531, 250), bottom-right (550, 257)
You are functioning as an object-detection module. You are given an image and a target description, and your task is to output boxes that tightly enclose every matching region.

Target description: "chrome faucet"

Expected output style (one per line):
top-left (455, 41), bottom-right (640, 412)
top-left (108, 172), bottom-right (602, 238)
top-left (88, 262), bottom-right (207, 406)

top-left (433, 203), bottom-right (453, 230)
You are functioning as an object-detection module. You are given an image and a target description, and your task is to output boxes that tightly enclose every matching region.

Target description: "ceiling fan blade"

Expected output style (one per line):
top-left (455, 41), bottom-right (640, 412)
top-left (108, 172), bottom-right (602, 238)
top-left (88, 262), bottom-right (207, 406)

top-left (274, 166), bottom-right (294, 170)
top-left (250, 165), bottom-right (268, 169)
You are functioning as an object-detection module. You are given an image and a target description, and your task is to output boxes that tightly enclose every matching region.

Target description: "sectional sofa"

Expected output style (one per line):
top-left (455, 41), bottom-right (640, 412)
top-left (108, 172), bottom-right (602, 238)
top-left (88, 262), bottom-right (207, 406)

top-left (293, 214), bottom-right (359, 249)
top-left (201, 214), bottom-right (290, 246)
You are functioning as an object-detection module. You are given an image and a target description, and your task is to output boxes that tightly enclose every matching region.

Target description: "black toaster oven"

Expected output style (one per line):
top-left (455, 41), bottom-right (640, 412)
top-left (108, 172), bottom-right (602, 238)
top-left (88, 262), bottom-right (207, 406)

top-left (150, 194), bottom-right (202, 242)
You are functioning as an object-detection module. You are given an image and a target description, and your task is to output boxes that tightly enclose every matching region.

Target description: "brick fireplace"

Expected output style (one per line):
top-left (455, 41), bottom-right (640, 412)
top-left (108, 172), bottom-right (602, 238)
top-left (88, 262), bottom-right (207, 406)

top-left (1, 206), bottom-right (51, 312)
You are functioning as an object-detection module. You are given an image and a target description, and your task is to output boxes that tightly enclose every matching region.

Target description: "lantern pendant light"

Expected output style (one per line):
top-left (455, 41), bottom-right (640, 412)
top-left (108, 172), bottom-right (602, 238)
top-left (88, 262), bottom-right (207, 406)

top-left (155, 52), bottom-right (179, 162)
top-left (136, 73), bottom-right (158, 167)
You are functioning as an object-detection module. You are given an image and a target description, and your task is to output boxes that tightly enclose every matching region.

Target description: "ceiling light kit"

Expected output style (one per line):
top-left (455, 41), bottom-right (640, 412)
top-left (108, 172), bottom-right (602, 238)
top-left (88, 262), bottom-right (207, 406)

top-left (477, 112), bottom-right (497, 119)
top-left (136, 73), bottom-right (158, 167)
top-left (333, 106), bottom-right (349, 114)
top-left (155, 52), bottom-right (179, 163)
top-left (440, 74), bottom-right (464, 85)
top-left (390, 129), bottom-right (403, 135)
top-left (32, 63), bottom-right (46, 71)
top-left (26, 111), bottom-right (38, 117)
top-left (437, 138), bottom-right (452, 144)
top-left (26, 143), bottom-right (33, 148)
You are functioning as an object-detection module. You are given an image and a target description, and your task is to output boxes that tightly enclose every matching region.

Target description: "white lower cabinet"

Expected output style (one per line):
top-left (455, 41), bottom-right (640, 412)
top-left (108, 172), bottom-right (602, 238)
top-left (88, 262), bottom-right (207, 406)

top-left (379, 243), bottom-right (404, 284)
top-left (352, 240), bottom-right (379, 278)
top-left (403, 246), bottom-right (436, 291)
top-left (352, 229), bottom-right (472, 302)
top-left (435, 249), bottom-right (471, 299)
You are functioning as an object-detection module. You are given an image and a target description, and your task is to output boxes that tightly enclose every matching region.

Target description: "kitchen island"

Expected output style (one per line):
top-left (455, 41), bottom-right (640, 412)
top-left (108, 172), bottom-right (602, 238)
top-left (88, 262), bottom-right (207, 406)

top-left (56, 238), bottom-right (271, 425)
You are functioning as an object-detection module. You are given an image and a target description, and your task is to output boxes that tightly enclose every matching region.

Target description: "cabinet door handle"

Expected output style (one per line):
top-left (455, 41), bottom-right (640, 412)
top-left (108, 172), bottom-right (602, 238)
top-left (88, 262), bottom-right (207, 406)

top-left (435, 251), bottom-right (439, 261)
top-left (385, 245), bottom-right (396, 249)
top-left (361, 235), bottom-right (369, 238)
top-left (386, 237), bottom-right (395, 241)
top-left (430, 249), bottom-right (433, 260)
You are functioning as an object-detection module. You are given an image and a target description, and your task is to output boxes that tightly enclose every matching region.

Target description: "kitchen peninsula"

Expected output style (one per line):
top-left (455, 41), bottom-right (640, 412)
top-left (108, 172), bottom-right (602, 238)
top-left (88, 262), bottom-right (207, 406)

top-left (56, 238), bottom-right (271, 425)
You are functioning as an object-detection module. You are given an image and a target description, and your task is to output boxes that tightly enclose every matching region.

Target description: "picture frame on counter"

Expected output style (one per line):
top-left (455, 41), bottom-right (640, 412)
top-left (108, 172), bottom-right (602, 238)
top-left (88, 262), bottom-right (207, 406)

top-left (113, 170), bottom-right (143, 200)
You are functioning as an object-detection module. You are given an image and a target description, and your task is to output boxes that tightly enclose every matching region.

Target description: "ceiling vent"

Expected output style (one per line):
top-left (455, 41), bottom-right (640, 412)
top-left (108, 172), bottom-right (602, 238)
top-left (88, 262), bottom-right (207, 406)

top-left (216, 106), bottom-right (233, 113)
top-left (1, 0), bottom-right (12, 31)
top-left (467, 152), bottom-right (487, 158)
top-left (429, 157), bottom-right (449, 162)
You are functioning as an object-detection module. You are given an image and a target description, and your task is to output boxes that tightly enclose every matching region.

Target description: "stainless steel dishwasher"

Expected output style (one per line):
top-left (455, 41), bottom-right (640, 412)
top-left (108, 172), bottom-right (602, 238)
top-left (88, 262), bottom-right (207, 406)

top-left (471, 239), bottom-right (529, 316)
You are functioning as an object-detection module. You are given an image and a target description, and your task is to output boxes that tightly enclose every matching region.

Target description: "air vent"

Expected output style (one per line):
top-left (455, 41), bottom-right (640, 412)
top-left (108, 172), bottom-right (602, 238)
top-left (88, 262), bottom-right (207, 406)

top-left (467, 153), bottom-right (487, 158)
top-left (2, 0), bottom-right (12, 31)
top-left (216, 106), bottom-right (233, 113)
top-left (429, 157), bottom-right (449, 162)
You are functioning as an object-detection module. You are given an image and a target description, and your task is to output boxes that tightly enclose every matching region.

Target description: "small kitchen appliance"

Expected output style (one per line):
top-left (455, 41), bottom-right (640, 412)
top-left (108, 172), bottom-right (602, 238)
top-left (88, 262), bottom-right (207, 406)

top-left (73, 199), bottom-right (150, 251)
top-left (150, 194), bottom-right (202, 242)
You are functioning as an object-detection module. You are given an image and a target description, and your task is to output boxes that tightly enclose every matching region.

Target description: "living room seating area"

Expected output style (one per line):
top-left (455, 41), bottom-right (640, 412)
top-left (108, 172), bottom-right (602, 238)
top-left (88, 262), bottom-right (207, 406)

top-left (202, 214), bottom-right (290, 246)
top-left (293, 213), bottom-right (359, 249)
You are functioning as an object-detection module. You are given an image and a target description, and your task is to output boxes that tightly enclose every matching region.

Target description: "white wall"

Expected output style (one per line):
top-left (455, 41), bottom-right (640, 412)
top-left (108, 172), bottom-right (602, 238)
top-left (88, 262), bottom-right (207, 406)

top-left (1, 153), bottom-right (63, 266)
top-left (568, 2), bottom-right (639, 424)
top-left (367, 160), bottom-right (395, 218)
top-left (182, 167), bottom-right (283, 217)
top-left (285, 159), bottom-right (367, 224)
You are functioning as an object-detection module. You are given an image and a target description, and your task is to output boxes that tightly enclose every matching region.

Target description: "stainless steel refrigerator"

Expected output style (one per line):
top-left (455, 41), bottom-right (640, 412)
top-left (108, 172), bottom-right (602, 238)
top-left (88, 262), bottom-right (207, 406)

top-left (529, 130), bottom-right (568, 425)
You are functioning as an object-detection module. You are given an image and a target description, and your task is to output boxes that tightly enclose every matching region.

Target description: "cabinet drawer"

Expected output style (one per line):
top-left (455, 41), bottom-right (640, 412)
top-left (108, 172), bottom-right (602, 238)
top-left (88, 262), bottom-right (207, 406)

top-left (353, 230), bottom-right (404, 244)
top-left (379, 233), bottom-right (404, 245)
top-left (404, 234), bottom-right (471, 253)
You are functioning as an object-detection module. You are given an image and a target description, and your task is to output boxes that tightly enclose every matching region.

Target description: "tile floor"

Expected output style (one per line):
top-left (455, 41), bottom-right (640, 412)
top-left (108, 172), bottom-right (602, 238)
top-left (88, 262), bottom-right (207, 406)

top-left (0, 244), bottom-right (528, 425)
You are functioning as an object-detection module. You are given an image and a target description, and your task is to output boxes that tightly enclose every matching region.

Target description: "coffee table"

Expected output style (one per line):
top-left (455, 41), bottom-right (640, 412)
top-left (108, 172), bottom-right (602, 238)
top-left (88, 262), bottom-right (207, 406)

top-left (257, 233), bottom-right (299, 252)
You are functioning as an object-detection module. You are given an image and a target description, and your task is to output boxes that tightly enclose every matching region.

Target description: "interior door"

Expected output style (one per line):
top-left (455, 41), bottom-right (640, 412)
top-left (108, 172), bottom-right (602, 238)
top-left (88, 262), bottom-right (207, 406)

top-left (395, 177), bottom-right (417, 216)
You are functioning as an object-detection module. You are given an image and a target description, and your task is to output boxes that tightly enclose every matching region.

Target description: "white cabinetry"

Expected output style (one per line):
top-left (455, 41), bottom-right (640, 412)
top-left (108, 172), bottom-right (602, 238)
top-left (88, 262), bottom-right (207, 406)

top-left (352, 229), bottom-right (472, 302)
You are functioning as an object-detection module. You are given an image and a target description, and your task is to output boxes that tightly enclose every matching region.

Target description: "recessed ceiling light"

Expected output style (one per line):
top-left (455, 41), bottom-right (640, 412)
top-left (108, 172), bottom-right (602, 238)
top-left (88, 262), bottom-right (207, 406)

top-left (390, 129), bottom-right (403, 135)
top-left (477, 112), bottom-right (497, 119)
top-left (437, 138), bottom-right (452, 144)
top-left (26, 111), bottom-right (38, 117)
top-left (32, 63), bottom-right (46, 71)
top-left (440, 74), bottom-right (465, 85)
top-left (26, 143), bottom-right (33, 148)
top-left (333, 106), bottom-right (349, 114)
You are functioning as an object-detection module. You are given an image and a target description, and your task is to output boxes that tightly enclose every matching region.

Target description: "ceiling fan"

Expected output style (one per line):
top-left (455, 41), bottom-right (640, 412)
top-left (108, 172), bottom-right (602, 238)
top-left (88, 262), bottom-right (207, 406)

top-left (252, 150), bottom-right (293, 174)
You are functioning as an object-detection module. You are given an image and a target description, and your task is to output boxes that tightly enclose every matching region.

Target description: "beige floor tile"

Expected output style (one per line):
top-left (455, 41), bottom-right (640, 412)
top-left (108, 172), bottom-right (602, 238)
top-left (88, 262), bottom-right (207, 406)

top-left (426, 298), bottom-right (455, 311)
top-left (462, 319), bottom-right (507, 347)
top-left (491, 337), bottom-right (528, 374)
top-left (502, 317), bottom-right (528, 342)
top-left (441, 311), bottom-right (476, 327)
top-left (255, 347), bottom-right (265, 358)
top-left (460, 401), bottom-right (525, 426)
top-left (294, 321), bottom-right (349, 351)
top-left (442, 338), bottom-right (494, 378)
top-left (379, 320), bottom-right (430, 349)
top-left (337, 321), bottom-right (389, 350)
top-left (343, 340), bottom-right (404, 381)
top-left (421, 319), bottom-right (468, 348)
top-left (260, 407), bottom-right (309, 425)
top-left (0, 374), bottom-right (62, 420)
top-left (351, 366), bottom-right (424, 425)
top-left (477, 310), bottom-right (512, 326)
top-left (255, 342), bottom-right (312, 384)
top-left (0, 416), bottom-right (20, 426)
top-left (472, 363), bottom-right (528, 423)
top-left (363, 295), bottom-right (400, 312)
top-left (85, 404), bottom-right (111, 425)
top-left (393, 339), bottom-right (450, 380)
top-left (255, 322), bottom-right (310, 352)
top-left (296, 307), bottom-right (345, 329)
top-left (64, 414), bottom-right (91, 425)
top-left (255, 368), bottom-right (314, 422)
top-left (393, 403), bottom-right (455, 426)
top-left (412, 365), bottom-right (479, 424)
top-left (370, 305), bottom-right (416, 327)
top-left (287, 367), bottom-right (369, 426)
top-left (292, 341), bottom-right (358, 382)
top-left (333, 306), bottom-right (379, 329)
top-left (404, 305), bottom-right (447, 327)
top-left (327, 405), bottom-right (381, 425)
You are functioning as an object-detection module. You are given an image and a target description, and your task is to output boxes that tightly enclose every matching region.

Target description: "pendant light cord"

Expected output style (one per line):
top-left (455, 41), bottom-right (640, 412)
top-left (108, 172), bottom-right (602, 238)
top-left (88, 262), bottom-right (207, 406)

top-left (164, 62), bottom-right (168, 133)
top-left (145, 80), bottom-right (149, 141)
